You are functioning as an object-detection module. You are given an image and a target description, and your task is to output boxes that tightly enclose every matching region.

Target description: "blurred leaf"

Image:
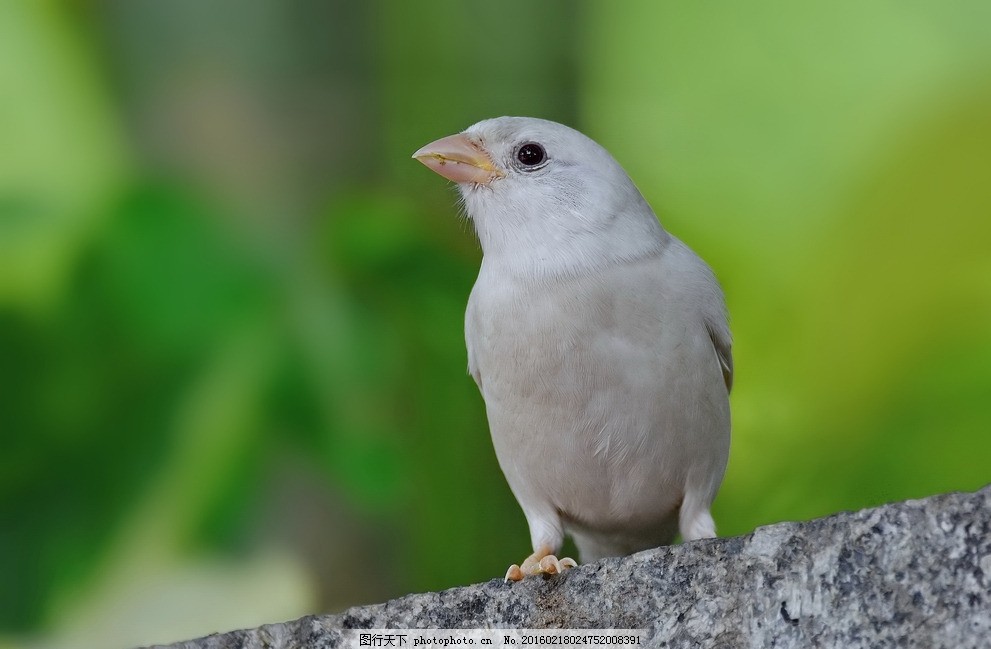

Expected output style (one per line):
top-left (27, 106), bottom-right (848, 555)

top-left (0, 2), bottom-right (125, 311)
top-left (0, 181), bottom-right (276, 631)
top-left (98, 185), bottom-right (274, 356)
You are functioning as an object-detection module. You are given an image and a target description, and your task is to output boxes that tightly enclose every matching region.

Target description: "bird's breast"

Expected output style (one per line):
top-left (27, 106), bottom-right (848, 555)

top-left (464, 256), bottom-right (729, 529)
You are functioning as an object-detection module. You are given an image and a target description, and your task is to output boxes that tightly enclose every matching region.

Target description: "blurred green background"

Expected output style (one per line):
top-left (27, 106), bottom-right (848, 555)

top-left (2, 1), bottom-right (989, 647)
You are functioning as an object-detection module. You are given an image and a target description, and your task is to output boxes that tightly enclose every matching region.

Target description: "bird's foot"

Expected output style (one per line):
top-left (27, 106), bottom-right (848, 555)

top-left (504, 550), bottom-right (577, 582)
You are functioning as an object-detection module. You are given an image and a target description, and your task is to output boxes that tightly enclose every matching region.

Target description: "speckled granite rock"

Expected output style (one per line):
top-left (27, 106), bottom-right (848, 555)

top-left (151, 486), bottom-right (991, 649)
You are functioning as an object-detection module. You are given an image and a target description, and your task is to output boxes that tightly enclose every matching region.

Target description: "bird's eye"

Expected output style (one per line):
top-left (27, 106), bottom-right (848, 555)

top-left (515, 142), bottom-right (547, 169)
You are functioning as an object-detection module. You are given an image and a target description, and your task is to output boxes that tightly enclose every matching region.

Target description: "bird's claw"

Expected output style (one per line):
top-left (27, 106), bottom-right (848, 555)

top-left (504, 555), bottom-right (577, 582)
top-left (504, 564), bottom-right (524, 582)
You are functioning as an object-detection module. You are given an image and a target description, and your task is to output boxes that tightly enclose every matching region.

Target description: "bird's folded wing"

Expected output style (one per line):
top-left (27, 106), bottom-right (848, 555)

top-left (705, 319), bottom-right (734, 393)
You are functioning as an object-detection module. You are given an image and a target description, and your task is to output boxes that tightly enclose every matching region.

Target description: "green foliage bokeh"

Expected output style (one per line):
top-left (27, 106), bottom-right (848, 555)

top-left (1, 1), bottom-right (989, 647)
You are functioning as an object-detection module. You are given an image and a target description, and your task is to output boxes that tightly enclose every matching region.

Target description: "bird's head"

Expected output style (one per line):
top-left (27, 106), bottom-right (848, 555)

top-left (413, 117), bottom-right (668, 276)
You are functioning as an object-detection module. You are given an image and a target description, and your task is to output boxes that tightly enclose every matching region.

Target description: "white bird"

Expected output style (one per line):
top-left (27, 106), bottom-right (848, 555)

top-left (412, 117), bottom-right (732, 582)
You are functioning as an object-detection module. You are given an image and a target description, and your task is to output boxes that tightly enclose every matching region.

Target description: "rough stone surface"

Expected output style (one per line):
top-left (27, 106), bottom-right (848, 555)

top-left (150, 486), bottom-right (991, 649)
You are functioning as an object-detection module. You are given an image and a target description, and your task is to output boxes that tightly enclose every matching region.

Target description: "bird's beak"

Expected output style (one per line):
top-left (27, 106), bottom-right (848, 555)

top-left (412, 134), bottom-right (505, 185)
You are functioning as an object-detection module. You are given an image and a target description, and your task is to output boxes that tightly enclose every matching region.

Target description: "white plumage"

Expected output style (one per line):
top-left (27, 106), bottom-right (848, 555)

top-left (413, 117), bottom-right (732, 580)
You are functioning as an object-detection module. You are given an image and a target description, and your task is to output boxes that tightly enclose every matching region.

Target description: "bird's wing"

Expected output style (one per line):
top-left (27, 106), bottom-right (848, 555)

top-left (468, 359), bottom-right (483, 391)
top-left (665, 237), bottom-right (733, 394)
top-left (465, 295), bottom-right (484, 392)
top-left (705, 318), bottom-right (733, 393)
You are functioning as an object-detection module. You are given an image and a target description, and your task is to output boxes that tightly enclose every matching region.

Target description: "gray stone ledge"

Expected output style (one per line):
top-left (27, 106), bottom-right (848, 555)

top-left (151, 485), bottom-right (991, 649)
